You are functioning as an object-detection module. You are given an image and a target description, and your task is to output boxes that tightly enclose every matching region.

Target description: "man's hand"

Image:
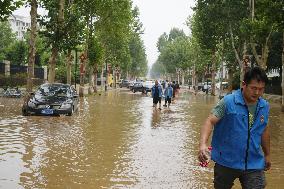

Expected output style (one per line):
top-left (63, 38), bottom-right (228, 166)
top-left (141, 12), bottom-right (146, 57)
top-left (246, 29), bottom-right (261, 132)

top-left (198, 114), bottom-right (218, 165)
top-left (264, 155), bottom-right (271, 171)
top-left (198, 144), bottom-right (210, 163)
top-left (261, 126), bottom-right (271, 171)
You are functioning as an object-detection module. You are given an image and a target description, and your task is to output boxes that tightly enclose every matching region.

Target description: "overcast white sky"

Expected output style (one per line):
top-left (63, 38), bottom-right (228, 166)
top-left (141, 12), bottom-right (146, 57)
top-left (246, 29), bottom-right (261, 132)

top-left (13, 0), bottom-right (196, 68)
top-left (132, 0), bottom-right (195, 68)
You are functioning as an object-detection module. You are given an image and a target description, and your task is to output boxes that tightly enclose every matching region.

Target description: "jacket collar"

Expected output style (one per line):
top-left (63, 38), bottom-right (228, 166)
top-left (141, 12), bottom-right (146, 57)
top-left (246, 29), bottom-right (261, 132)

top-left (233, 89), bottom-right (265, 108)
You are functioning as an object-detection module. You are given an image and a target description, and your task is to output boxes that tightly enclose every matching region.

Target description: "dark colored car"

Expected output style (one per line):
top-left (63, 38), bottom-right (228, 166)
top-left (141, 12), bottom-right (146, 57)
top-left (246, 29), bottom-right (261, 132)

top-left (132, 82), bottom-right (145, 93)
top-left (143, 81), bottom-right (154, 94)
top-left (22, 83), bottom-right (79, 116)
top-left (119, 80), bottom-right (130, 88)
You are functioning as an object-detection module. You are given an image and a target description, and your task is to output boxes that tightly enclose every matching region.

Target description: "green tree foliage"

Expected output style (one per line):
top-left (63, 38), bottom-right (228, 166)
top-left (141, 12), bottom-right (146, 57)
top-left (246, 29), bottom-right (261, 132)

top-left (168, 28), bottom-right (186, 42)
top-left (5, 40), bottom-right (27, 65)
top-left (24, 31), bottom-right (50, 66)
top-left (157, 33), bottom-right (168, 53)
top-left (128, 5), bottom-right (147, 78)
top-left (190, 0), bottom-right (248, 65)
top-left (88, 36), bottom-right (104, 66)
top-left (96, 0), bottom-right (133, 72)
top-left (129, 34), bottom-right (148, 77)
top-left (156, 28), bottom-right (191, 74)
top-left (38, 0), bottom-right (66, 83)
top-left (39, 0), bottom-right (66, 51)
top-left (189, 36), bottom-right (211, 73)
top-left (0, 21), bottom-right (16, 60)
top-left (0, 0), bottom-right (24, 21)
top-left (62, 2), bottom-right (85, 52)
top-left (150, 60), bottom-right (165, 78)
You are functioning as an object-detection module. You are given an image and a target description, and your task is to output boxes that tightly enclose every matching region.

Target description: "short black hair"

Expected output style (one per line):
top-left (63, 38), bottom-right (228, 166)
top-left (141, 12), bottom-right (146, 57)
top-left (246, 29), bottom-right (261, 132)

top-left (243, 67), bottom-right (268, 84)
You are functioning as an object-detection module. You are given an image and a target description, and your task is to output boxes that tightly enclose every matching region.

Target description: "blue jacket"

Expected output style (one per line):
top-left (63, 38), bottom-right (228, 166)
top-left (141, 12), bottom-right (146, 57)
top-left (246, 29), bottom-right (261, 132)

top-left (151, 84), bottom-right (163, 98)
top-left (164, 86), bottom-right (173, 98)
top-left (211, 89), bottom-right (269, 170)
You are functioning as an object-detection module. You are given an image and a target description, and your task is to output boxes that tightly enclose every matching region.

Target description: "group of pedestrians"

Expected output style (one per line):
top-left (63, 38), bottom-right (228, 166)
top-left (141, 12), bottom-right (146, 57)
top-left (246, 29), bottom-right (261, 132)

top-left (151, 80), bottom-right (179, 110)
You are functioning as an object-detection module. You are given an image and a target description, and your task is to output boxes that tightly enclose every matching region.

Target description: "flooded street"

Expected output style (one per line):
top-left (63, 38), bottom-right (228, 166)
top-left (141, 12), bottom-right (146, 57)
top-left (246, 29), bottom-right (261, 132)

top-left (0, 89), bottom-right (283, 189)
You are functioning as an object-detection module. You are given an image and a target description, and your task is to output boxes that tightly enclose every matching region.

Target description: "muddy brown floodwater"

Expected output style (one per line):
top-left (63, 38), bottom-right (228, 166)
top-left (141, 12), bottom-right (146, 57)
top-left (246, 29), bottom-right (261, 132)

top-left (0, 89), bottom-right (283, 189)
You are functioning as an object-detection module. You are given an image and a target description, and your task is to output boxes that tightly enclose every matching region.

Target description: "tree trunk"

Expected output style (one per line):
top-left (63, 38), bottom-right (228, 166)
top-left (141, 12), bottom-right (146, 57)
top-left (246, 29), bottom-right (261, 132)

top-left (58, 0), bottom-right (65, 22)
top-left (182, 72), bottom-right (185, 86)
top-left (93, 65), bottom-right (98, 93)
top-left (113, 68), bottom-right (117, 88)
top-left (229, 23), bottom-right (245, 87)
top-left (48, 48), bottom-right (58, 83)
top-left (66, 49), bottom-right (72, 84)
top-left (251, 30), bottom-right (272, 70)
top-left (47, 0), bottom-right (64, 84)
top-left (228, 68), bottom-right (234, 92)
top-left (193, 64), bottom-right (198, 93)
top-left (211, 51), bottom-right (216, 96)
top-left (101, 65), bottom-right (104, 90)
top-left (88, 66), bottom-right (94, 94)
top-left (281, 32), bottom-right (284, 112)
top-left (229, 23), bottom-right (242, 68)
top-left (27, 0), bottom-right (37, 92)
top-left (240, 42), bottom-right (249, 86)
top-left (79, 53), bottom-right (86, 97)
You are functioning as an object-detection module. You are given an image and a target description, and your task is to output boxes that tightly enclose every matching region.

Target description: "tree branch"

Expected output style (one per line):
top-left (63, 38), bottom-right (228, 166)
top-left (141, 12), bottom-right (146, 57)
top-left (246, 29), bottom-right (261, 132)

top-left (229, 23), bottom-right (241, 68)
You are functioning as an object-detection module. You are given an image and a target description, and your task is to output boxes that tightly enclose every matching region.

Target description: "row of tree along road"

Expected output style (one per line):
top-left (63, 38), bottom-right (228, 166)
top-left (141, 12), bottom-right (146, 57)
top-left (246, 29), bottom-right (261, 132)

top-left (0, 0), bottom-right (283, 111)
top-left (150, 0), bottom-right (283, 112)
top-left (0, 0), bottom-right (148, 96)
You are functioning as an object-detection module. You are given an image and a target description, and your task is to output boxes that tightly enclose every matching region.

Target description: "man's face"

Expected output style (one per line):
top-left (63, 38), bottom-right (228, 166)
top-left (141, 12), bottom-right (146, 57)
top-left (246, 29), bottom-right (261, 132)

top-left (155, 80), bottom-right (158, 85)
top-left (242, 79), bottom-right (265, 104)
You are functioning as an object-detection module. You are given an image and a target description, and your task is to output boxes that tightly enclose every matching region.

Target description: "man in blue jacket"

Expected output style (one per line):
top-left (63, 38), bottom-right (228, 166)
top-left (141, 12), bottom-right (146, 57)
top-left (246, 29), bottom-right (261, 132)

top-left (198, 67), bottom-right (270, 189)
top-left (152, 80), bottom-right (163, 110)
top-left (163, 82), bottom-right (173, 107)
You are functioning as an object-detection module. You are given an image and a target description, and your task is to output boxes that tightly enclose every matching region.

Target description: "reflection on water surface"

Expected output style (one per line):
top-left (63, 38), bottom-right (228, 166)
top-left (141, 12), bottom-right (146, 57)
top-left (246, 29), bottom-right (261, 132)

top-left (0, 90), bottom-right (283, 188)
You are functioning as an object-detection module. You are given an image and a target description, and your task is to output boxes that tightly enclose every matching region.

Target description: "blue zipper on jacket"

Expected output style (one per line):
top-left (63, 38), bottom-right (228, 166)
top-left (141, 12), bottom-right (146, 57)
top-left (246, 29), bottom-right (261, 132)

top-left (245, 106), bottom-right (250, 170)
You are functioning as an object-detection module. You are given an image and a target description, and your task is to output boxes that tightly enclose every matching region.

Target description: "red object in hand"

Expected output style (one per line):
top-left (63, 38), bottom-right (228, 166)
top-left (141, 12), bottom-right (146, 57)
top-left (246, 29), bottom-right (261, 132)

top-left (199, 146), bottom-right (212, 167)
top-left (199, 161), bottom-right (209, 167)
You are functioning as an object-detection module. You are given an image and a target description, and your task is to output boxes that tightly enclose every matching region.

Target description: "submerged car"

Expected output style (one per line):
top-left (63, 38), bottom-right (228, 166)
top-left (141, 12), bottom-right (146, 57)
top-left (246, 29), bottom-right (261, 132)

top-left (3, 88), bottom-right (22, 98)
top-left (22, 83), bottom-right (79, 116)
top-left (119, 79), bottom-right (130, 88)
top-left (143, 81), bottom-right (154, 94)
top-left (132, 82), bottom-right (145, 93)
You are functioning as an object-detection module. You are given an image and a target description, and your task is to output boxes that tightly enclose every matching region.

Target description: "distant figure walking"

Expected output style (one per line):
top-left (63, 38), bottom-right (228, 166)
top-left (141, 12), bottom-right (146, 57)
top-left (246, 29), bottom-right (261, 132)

top-left (163, 83), bottom-right (173, 107)
top-left (152, 80), bottom-right (163, 110)
top-left (172, 81), bottom-right (176, 98)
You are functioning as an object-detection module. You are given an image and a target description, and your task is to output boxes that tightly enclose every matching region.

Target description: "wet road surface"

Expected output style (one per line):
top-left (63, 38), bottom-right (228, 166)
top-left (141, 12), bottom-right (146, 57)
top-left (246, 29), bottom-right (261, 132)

top-left (0, 89), bottom-right (283, 188)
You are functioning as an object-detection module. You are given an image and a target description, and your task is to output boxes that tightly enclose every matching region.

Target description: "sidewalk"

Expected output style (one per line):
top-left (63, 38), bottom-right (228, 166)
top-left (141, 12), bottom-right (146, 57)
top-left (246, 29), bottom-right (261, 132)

top-left (180, 85), bottom-right (282, 104)
top-left (73, 83), bottom-right (118, 95)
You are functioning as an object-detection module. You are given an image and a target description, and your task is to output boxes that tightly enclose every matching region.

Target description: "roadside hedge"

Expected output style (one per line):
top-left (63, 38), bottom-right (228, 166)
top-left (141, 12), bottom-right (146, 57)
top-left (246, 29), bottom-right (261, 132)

top-left (0, 73), bottom-right (44, 89)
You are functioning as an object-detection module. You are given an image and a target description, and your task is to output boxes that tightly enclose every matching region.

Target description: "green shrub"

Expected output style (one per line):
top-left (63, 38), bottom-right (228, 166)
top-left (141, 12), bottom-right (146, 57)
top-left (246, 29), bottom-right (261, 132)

top-left (0, 73), bottom-right (44, 88)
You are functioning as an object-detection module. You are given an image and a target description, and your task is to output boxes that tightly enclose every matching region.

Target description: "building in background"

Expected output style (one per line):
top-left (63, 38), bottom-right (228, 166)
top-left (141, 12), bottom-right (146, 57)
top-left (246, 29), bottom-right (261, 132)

top-left (8, 14), bottom-right (30, 40)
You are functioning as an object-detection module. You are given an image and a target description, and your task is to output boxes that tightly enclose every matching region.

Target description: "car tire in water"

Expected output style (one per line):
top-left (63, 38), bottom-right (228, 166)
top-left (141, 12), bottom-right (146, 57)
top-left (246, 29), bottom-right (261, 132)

top-left (67, 106), bottom-right (74, 116)
top-left (22, 107), bottom-right (29, 116)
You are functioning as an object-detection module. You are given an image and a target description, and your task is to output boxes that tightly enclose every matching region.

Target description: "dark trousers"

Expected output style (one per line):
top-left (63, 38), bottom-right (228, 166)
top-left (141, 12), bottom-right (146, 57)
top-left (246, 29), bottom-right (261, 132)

top-left (214, 163), bottom-right (266, 189)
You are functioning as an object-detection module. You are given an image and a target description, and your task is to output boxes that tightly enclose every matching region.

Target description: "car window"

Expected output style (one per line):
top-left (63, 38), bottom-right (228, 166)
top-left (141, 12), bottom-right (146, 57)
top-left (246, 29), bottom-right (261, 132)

top-left (37, 85), bottom-right (70, 97)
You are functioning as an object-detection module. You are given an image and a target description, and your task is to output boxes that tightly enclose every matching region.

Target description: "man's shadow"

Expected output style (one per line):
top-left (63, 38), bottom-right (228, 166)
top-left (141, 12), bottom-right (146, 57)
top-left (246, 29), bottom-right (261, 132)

top-left (151, 108), bottom-right (161, 128)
